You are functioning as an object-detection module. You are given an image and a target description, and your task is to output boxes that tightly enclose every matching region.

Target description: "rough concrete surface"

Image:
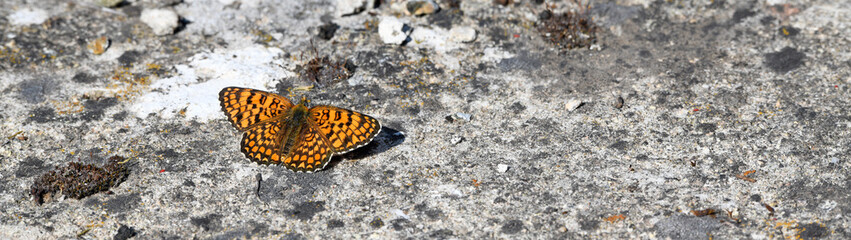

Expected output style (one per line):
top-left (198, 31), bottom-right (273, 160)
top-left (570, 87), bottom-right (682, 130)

top-left (1, 0), bottom-right (849, 239)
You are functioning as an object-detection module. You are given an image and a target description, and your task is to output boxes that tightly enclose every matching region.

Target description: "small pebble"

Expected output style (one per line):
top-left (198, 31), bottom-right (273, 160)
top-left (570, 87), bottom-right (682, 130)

top-left (497, 164), bottom-right (509, 173)
top-left (378, 17), bottom-right (412, 45)
top-left (336, 0), bottom-right (367, 17)
top-left (590, 44), bottom-right (602, 51)
top-left (140, 9), bottom-right (179, 36)
top-left (446, 112), bottom-right (472, 122)
top-left (450, 135), bottom-right (465, 145)
top-left (406, 0), bottom-right (439, 16)
top-left (95, 0), bottom-right (124, 7)
top-left (566, 98), bottom-right (582, 111)
top-left (613, 96), bottom-right (624, 109)
top-left (87, 36), bottom-right (110, 55)
top-left (493, 0), bottom-right (513, 6)
top-left (450, 27), bottom-right (477, 43)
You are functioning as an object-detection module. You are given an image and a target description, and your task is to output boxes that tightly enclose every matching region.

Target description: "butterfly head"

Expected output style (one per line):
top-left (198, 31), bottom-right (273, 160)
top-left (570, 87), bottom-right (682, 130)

top-left (298, 96), bottom-right (310, 106)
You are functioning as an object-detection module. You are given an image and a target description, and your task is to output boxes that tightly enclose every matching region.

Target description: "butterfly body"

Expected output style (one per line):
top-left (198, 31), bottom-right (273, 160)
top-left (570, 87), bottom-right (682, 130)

top-left (219, 87), bottom-right (381, 172)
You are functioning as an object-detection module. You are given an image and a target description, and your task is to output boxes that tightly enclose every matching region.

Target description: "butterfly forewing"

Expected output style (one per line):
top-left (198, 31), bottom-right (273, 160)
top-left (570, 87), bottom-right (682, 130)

top-left (308, 105), bottom-right (381, 153)
top-left (219, 87), bottom-right (294, 131)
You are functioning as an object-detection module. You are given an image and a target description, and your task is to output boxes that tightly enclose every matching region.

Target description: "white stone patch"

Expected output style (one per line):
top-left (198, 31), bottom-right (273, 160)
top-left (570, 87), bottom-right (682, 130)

top-left (391, 209), bottom-right (410, 220)
top-left (565, 98), bottom-right (583, 111)
top-left (482, 47), bottom-right (514, 62)
top-left (497, 164), bottom-right (509, 173)
top-left (130, 46), bottom-right (290, 121)
top-left (8, 8), bottom-right (49, 26)
top-left (449, 26), bottom-right (477, 43)
top-left (141, 9), bottom-right (180, 36)
top-left (378, 17), bottom-right (412, 45)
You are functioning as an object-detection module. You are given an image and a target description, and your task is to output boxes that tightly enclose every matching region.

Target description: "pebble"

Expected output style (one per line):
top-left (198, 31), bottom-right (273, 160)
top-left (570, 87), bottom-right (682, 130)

top-left (446, 112), bottom-right (472, 122)
top-left (336, 0), bottom-right (367, 17)
top-left (95, 0), bottom-right (124, 7)
top-left (140, 9), bottom-right (179, 36)
top-left (87, 36), bottom-right (110, 55)
top-left (378, 17), bottom-right (412, 45)
top-left (497, 164), bottom-right (509, 173)
top-left (613, 96), bottom-right (624, 109)
top-left (565, 98), bottom-right (583, 111)
top-left (449, 27), bottom-right (477, 43)
top-left (406, 0), bottom-right (440, 16)
top-left (450, 135), bottom-right (465, 145)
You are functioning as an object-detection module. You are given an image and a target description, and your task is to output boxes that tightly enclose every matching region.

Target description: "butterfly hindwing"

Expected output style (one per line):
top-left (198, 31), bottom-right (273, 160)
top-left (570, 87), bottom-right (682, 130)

top-left (307, 105), bottom-right (381, 154)
top-left (282, 125), bottom-right (333, 172)
top-left (240, 121), bottom-right (285, 164)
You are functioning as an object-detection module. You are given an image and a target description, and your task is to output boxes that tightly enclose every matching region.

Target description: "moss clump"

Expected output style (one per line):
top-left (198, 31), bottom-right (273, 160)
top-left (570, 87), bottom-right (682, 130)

top-left (297, 56), bottom-right (355, 87)
top-left (538, 5), bottom-right (598, 50)
top-left (30, 156), bottom-right (130, 205)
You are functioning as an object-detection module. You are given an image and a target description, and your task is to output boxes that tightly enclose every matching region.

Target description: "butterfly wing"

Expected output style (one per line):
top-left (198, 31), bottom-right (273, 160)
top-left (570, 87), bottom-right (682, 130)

top-left (282, 126), bottom-right (333, 172)
top-left (307, 105), bottom-right (381, 154)
top-left (219, 87), bottom-right (294, 131)
top-left (240, 121), bottom-right (285, 164)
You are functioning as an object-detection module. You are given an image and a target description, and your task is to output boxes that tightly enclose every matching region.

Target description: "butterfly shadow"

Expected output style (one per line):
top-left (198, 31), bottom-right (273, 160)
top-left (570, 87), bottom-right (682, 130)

top-left (325, 126), bottom-right (406, 170)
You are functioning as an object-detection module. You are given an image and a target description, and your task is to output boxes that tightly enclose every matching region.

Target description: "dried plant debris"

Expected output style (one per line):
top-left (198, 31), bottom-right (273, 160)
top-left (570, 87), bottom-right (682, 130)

top-left (538, 3), bottom-right (598, 50)
top-left (30, 156), bottom-right (130, 205)
top-left (296, 53), bottom-right (355, 87)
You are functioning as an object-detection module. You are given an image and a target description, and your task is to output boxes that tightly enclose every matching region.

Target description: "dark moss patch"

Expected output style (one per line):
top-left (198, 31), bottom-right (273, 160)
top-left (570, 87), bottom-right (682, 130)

top-left (288, 201), bottom-right (325, 220)
top-left (118, 50), bottom-right (141, 67)
top-left (697, 123), bottom-right (717, 133)
top-left (72, 72), bottom-right (98, 83)
top-left (80, 97), bottom-right (118, 121)
top-left (731, 9), bottom-right (756, 23)
top-left (18, 77), bottom-right (55, 104)
top-left (113, 111), bottom-right (128, 121)
top-left (390, 219), bottom-right (412, 231)
top-left (609, 140), bottom-right (629, 151)
top-left (327, 219), bottom-right (344, 229)
top-left (15, 157), bottom-right (47, 178)
top-left (113, 224), bottom-right (137, 240)
top-left (369, 217), bottom-right (384, 228)
top-left (428, 8), bottom-right (463, 29)
top-left (779, 26), bottom-right (799, 37)
top-left (507, 102), bottom-right (526, 114)
top-left (430, 229), bottom-right (454, 238)
top-left (580, 218), bottom-right (600, 231)
top-left (317, 22), bottom-right (339, 40)
top-left (501, 219), bottom-right (524, 234)
top-left (105, 193), bottom-right (141, 213)
top-left (30, 156), bottom-right (130, 205)
top-left (765, 47), bottom-right (805, 73)
top-left (799, 222), bottom-right (829, 239)
top-left (191, 213), bottom-right (223, 231)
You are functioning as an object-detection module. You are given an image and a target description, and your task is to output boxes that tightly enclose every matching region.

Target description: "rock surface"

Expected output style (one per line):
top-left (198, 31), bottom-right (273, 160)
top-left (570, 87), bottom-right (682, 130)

top-left (0, 0), bottom-right (849, 239)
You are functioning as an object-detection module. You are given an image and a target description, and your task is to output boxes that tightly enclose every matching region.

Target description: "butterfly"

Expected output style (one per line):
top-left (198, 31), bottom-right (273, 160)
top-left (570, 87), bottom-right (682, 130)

top-left (218, 87), bottom-right (381, 172)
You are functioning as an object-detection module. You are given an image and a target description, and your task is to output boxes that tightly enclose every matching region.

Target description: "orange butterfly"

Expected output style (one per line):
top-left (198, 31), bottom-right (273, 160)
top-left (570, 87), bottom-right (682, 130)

top-left (218, 87), bottom-right (381, 172)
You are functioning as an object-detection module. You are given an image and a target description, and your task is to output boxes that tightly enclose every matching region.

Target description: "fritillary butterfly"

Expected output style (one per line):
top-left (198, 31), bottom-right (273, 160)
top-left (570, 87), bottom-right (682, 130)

top-left (219, 87), bottom-right (381, 172)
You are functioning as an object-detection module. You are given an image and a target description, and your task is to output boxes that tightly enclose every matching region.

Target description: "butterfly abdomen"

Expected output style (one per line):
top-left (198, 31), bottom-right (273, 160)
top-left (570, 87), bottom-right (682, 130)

top-left (280, 104), bottom-right (310, 159)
